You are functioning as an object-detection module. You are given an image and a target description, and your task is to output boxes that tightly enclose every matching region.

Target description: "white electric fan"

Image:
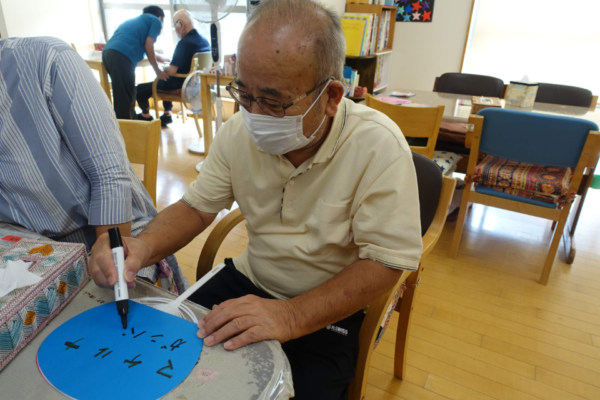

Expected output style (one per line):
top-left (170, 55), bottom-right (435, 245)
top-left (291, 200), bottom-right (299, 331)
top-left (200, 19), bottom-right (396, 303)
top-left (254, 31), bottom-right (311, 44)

top-left (179, 0), bottom-right (240, 171)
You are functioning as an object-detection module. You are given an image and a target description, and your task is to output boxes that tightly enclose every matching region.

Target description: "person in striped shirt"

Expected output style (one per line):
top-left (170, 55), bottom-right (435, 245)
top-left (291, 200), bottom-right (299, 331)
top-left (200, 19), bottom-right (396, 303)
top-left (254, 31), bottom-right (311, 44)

top-left (0, 36), bottom-right (188, 294)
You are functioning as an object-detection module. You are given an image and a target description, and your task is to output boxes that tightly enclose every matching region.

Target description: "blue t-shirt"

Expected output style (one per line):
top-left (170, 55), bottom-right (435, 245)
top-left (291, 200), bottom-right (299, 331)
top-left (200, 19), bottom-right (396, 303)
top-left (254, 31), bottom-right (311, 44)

top-left (104, 14), bottom-right (163, 66)
top-left (170, 29), bottom-right (211, 84)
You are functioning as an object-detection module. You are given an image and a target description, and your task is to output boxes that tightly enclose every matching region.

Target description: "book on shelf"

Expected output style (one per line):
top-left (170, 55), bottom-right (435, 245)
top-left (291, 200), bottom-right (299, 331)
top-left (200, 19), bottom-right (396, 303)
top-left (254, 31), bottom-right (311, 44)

top-left (343, 65), bottom-right (361, 98)
top-left (341, 12), bottom-right (379, 56)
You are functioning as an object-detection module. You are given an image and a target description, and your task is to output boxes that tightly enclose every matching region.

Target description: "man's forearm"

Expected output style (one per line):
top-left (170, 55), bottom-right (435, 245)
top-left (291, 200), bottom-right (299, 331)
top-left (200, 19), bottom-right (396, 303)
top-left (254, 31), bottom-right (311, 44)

top-left (287, 259), bottom-right (408, 339)
top-left (144, 42), bottom-right (160, 72)
top-left (95, 222), bottom-right (132, 239)
top-left (137, 200), bottom-right (216, 265)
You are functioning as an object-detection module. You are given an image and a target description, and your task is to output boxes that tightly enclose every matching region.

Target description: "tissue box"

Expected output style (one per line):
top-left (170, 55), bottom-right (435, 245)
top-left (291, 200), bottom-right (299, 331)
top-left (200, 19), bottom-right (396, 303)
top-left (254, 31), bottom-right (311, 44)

top-left (0, 240), bottom-right (89, 370)
top-left (471, 96), bottom-right (502, 115)
top-left (505, 81), bottom-right (539, 109)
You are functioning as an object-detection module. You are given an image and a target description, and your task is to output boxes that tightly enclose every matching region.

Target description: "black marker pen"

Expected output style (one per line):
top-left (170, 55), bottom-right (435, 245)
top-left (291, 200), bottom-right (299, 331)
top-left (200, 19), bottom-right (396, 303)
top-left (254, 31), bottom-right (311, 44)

top-left (108, 227), bottom-right (129, 329)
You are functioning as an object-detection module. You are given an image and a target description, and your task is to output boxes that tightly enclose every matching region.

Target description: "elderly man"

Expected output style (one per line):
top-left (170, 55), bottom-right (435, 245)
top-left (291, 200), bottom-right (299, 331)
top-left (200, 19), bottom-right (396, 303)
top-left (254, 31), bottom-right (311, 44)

top-left (0, 36), bottom-right (188, 295)
top-left (136, 10), bottom-right (210, 127)
top-left (89, 0), bottom-right (421, 398)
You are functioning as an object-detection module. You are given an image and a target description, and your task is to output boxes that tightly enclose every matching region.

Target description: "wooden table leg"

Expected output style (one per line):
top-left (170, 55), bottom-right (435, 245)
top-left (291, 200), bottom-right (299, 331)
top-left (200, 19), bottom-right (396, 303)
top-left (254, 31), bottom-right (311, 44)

top-left (99, 65), bottom-right (112, 104)
top-left (200, 75), bottom-right (213, 156)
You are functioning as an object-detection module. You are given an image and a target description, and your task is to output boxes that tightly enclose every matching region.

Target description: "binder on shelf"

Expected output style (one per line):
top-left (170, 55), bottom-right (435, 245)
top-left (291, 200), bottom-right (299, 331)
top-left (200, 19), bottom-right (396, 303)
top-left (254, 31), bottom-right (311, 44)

top-left (341, 12), bottom-right (379, 56)
top-left (340, 17), bottom-right (367, 57)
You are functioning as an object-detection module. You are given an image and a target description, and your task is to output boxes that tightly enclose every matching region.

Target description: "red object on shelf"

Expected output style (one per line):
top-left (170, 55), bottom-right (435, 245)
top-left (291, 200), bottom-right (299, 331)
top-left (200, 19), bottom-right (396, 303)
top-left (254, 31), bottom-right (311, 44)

top-left (94, 43), bottom-right (105, 51)
top-left (354, 87), bottom-right (368, 97)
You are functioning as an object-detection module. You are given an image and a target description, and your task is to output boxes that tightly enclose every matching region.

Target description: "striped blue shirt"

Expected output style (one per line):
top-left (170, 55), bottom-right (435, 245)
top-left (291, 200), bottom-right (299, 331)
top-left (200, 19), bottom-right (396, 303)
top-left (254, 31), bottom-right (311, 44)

top-left (0, 37), bottom-right (157, 252)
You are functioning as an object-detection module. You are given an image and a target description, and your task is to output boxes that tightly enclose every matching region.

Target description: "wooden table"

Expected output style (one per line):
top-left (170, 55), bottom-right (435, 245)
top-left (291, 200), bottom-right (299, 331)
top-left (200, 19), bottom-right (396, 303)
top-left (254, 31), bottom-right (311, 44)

top-left (379, 89), bottom-right (600, 125)
top-left (199, 73), bottom-right (235, 156)
top-left (383, 88), bottom-right (600, 264)
top-left (0, 223), bottom-right (293, 399)
top-left (81, 52), bottom-right (152, 105)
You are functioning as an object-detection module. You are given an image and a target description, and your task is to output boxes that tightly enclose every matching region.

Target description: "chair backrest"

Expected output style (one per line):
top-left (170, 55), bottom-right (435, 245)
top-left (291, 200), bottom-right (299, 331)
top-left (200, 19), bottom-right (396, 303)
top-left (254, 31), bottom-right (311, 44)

top-left (435, 73), bottom-right (505, 98)
top-left (191, 52), bottom-right (213, 73)
top-left (413, 153), bottom-right (443, 236)
top-left (348, 155), bottom-right (451, 400)
top-left (118, 119), bottom-right (161, 206)
top-left (366, 94), bottom-right (444, 159)
top-left (477, 108), bottom-right (599, 168)
top-left (535, 83), bottom-right (593, 108)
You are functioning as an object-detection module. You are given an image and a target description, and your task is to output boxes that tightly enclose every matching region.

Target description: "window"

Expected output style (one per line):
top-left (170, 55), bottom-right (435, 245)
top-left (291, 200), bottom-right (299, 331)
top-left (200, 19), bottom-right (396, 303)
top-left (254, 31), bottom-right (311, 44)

top-left (462, 0), bottom-right (600, 94)
top-left (100, 0), bottom-right (246, 63)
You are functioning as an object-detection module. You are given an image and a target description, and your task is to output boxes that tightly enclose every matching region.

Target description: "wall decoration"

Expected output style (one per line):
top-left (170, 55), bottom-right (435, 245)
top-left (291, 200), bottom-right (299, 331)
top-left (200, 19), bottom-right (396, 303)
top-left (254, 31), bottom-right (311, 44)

top-left (395, 0), bottom-right (435, 22)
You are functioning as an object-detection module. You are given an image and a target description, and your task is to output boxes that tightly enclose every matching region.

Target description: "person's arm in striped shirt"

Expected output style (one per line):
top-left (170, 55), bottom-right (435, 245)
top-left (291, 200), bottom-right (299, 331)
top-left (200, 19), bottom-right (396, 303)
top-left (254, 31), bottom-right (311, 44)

top-left (48, 48), bottom-right (134, 238)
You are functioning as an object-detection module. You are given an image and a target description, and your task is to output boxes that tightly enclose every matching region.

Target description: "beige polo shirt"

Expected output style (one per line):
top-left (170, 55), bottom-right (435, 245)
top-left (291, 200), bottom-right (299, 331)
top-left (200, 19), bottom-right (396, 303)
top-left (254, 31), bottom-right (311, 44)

top-left (183, 98), bottom-right (422, 300)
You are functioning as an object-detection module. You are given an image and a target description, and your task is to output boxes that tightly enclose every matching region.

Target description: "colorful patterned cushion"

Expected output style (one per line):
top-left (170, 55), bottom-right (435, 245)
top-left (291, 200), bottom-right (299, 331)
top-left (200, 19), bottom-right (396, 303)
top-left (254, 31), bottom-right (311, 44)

top-left (158, 89), bottom-right (182, 96)
top-left (433, 151), bottom-right (462, 176)
top-left (469, 155), bottom-right (574, 205)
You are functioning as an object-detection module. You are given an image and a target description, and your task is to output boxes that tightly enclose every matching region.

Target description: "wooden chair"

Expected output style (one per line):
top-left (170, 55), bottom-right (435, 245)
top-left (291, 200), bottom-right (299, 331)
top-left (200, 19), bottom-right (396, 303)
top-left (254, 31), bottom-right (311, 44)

top-left (118, 119), bottom-right (161, 206)
top-left (449, 108), bottom-right (600, 285)
top-left (366, 94), bottom-right (444, 159)
top-left (152, 52), bottom-right (212, 134)
top-left (194, 156), bottom-right (456, 400)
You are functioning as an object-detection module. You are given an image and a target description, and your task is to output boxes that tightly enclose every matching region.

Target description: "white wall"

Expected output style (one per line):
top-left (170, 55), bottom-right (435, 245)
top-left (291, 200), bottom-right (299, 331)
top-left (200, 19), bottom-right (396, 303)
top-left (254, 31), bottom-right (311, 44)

top-left (0, 0), bottom-right (95, 46)
top-left (321, 0), bottom-right (346, 17)
top-left (0, 1), bottom-right (8, 39)
top-left (388, 0), bottom-right (473, 91)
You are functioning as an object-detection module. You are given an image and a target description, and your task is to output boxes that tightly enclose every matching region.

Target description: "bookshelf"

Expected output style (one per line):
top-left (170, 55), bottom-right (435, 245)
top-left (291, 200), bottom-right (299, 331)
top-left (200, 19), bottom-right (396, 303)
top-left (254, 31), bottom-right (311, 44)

top-left (346, 3), bottom-right (396, 53)
top-left (343, 2), bottom-right (395, 96)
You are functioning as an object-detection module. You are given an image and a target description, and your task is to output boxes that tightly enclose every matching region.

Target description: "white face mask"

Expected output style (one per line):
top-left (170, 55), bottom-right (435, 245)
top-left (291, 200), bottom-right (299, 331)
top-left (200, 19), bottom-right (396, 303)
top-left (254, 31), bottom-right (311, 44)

top-left (241, 81), bottom-right (331, 155)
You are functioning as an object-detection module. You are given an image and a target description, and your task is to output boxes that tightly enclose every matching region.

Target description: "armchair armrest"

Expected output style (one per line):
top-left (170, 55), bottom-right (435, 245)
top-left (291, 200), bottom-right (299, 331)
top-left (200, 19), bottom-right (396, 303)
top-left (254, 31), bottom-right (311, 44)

top-left (196, 208), bottom-right (246, 281)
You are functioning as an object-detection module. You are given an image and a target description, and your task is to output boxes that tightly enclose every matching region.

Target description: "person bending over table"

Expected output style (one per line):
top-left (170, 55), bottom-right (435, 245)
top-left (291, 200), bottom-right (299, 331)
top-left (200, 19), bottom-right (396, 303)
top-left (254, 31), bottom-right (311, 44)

top-left (102, 5), bottom-right (170, 120)
top-left (136, 10), bottom-right (210, 127)
top-left (89, 0), bottom-right (422, 398)
top-left (0, 37), bottom-right (188, 295)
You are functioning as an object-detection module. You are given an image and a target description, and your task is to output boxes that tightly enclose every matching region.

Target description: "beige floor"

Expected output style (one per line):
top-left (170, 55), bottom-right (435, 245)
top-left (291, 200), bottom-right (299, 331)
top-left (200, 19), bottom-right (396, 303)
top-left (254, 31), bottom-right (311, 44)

top-left (157, 116), bottom-right (600, 400)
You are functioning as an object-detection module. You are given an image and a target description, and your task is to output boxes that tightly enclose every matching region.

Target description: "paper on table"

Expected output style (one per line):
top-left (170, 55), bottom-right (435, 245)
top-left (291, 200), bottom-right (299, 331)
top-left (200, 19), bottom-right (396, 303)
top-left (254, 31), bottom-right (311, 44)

top-left (378, 97), bottom-right (412, 105)
top-left (37, 301), bottom-right (204, 400)
top-left (0, 260), bottom-right (41, 299)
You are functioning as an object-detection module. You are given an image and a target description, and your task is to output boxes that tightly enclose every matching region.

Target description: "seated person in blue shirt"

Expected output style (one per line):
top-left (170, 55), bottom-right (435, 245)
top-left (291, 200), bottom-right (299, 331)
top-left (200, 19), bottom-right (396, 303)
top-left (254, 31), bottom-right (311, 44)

top-left (136, 10), bottom-right (211, 127)
top-left (0, 37), bottom-right (189, 295)
top-left (103, 6), bottom-right (170, 120)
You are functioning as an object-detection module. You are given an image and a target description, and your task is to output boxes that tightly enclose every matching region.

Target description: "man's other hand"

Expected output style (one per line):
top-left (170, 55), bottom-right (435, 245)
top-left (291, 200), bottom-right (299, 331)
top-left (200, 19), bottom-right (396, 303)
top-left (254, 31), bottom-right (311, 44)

top-left (197, 295), bottom-right (298, 351)
top-left (89, 235), bottom-right (152, 289)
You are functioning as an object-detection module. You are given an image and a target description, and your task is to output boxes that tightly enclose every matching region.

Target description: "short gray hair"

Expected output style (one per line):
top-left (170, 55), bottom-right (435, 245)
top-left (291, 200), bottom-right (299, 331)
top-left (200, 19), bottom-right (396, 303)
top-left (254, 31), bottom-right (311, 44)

top-left (246, 0), bottom-right (346, 83)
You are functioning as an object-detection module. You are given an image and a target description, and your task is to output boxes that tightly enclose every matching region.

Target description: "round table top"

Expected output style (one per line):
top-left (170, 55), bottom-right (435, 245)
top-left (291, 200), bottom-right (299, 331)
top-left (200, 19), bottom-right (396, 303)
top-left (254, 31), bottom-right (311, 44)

top-left (0, 223), bottom-right (293, 400)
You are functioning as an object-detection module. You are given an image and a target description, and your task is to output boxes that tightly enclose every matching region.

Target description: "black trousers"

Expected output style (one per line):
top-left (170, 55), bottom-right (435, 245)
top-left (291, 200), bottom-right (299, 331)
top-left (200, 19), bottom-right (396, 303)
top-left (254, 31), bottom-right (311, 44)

top-left (136, 79), bottom-right (183, 114)
top-left (102, 49), bottom-right (136, 120)
top-left (189, 259), bottom-right (365, 400)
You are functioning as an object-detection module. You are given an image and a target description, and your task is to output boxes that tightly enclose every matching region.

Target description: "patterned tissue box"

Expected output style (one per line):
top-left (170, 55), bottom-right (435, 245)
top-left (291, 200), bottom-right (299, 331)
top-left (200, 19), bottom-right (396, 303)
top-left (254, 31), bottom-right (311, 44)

top-left (0, 240), bottom-right (89, 370)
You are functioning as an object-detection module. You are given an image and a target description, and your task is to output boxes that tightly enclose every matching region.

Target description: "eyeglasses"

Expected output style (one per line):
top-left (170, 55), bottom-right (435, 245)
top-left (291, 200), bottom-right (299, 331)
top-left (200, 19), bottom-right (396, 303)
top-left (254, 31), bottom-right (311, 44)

top-left (225, 77), bottom-right (333, 118)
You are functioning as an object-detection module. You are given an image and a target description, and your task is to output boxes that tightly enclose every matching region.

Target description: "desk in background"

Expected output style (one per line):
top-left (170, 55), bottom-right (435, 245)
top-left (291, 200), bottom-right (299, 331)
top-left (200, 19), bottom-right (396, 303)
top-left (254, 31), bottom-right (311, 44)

top-left (80, 51), bottom-right (152, 105)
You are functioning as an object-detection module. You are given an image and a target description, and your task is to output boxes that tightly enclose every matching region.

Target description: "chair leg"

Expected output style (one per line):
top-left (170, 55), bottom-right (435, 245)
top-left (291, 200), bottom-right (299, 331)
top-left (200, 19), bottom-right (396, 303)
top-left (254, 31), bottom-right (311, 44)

top-left (539, 208), bottom-right (571, 285)
top-left (181, 102), bottom-right (187, 123)
top-left (153, 95), bottom-right (160, 121)
top-left (394, 265), bottom-right (422, 380)
top-left (551, 221), bottom-right (557, 231)
top-left (449, 185), bottom-right (472, 259)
